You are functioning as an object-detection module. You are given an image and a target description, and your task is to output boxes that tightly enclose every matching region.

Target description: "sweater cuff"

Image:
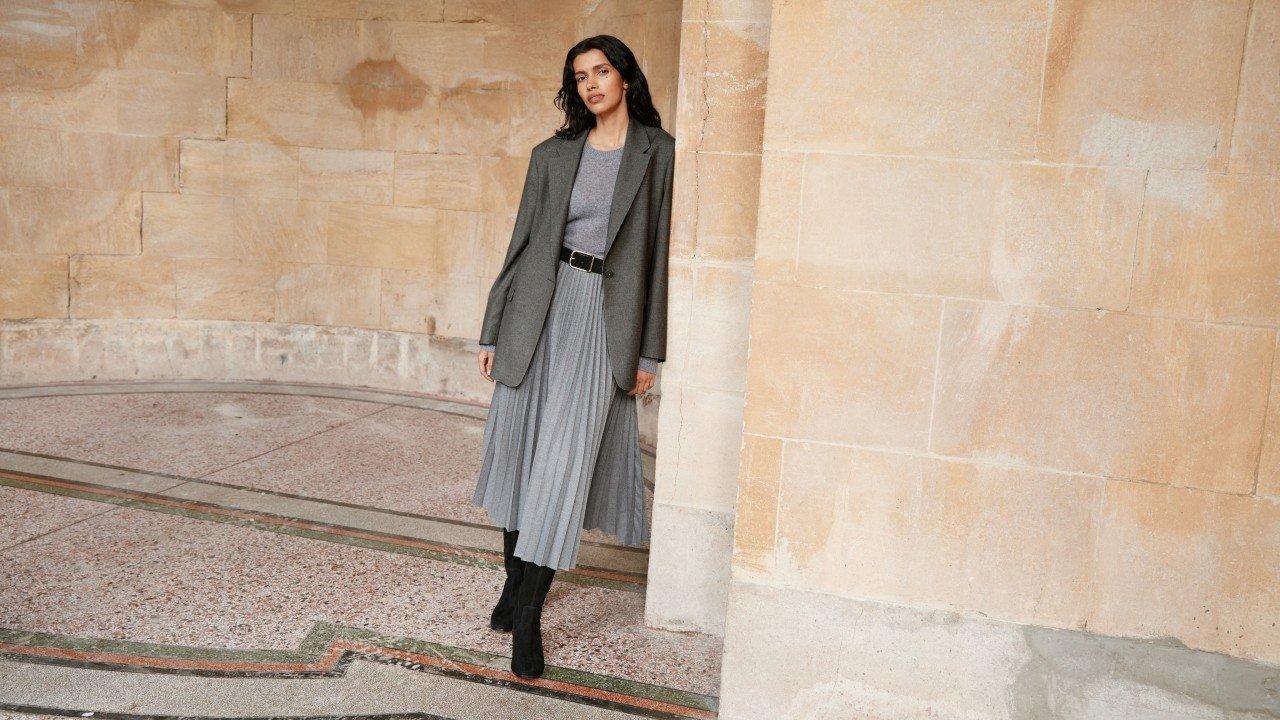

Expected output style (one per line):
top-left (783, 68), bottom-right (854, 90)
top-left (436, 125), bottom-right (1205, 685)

top-left (478, 343), bottom-right (495, 353)
top-left (638, 356), bottom-right (661, 375)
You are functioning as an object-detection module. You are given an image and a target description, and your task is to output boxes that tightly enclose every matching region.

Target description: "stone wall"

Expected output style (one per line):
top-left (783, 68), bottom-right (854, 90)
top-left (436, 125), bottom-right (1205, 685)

top-left (0, 0), bottom-right (680, 426)
top-left (720, 1), bottom-right (1280, 717)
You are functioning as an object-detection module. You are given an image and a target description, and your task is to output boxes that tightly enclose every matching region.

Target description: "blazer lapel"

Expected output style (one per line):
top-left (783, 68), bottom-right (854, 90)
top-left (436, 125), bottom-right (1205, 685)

top-left (604, 115), bottom-right (654, 256)
top-left (546, 115), bottom-right (654, 258)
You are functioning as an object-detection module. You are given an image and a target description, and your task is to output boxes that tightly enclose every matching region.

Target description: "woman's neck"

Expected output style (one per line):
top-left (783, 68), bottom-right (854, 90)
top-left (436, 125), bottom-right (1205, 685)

top-left (589, 110), bottom-right (628, 151)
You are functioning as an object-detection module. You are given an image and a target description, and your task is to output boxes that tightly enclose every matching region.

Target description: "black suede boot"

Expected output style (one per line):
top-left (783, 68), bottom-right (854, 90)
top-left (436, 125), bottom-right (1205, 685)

top-left (510, 561), bottom-right (555, 679)
top-left (488, 529), bottom-right (523, 631)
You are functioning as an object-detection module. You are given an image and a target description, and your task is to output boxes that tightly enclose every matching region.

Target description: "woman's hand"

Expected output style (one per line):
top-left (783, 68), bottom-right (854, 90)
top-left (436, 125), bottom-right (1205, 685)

top-left (478, 350), bottom-right (494, 382)
top-left (629, 368), bottom-right (655, 397)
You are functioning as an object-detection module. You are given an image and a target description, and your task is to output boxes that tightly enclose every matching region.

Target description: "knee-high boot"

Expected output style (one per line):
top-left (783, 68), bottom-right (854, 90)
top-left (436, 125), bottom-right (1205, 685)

top-left (510, 561), bottom-right (555, 678)
top-left (489, 529), bottom-right (523, 631)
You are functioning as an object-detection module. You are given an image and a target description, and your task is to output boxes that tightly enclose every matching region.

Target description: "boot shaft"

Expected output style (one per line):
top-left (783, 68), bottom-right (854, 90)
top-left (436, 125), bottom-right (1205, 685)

top-left (515, 561), bottom-right (555, 609)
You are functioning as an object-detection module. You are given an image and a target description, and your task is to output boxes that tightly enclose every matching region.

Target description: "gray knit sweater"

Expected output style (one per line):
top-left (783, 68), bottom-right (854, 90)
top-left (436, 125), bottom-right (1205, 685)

top-left (480, 140), bottom-right (661, 376)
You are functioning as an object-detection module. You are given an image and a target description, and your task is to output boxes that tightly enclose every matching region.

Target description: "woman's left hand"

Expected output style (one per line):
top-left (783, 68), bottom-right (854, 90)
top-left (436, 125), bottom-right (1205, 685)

top-left (629, 369), bottom-right (655, 397)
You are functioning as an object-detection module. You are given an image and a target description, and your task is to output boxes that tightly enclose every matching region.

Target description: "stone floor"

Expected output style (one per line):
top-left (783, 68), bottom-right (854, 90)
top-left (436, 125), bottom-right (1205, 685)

top-left (0, 381), bottom-right (721, 719)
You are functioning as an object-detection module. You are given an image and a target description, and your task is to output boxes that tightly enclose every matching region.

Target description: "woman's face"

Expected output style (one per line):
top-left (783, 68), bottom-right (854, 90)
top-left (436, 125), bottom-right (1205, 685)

top-left (572, 48), bottom-right (625, 116)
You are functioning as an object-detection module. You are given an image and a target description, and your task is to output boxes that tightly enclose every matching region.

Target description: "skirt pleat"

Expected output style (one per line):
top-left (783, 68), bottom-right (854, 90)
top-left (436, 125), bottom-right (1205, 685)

top-left (473, 257), bottom-right (650, 570)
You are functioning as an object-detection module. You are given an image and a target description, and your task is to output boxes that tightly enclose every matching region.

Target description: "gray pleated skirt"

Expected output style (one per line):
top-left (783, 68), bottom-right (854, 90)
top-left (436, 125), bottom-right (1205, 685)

top-left (473, 255), bottom-right (651, 570)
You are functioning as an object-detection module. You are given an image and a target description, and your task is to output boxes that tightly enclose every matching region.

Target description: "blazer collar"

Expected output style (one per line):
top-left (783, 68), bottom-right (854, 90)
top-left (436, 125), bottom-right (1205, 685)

top-left (548, 115), bottom-right (655, 256)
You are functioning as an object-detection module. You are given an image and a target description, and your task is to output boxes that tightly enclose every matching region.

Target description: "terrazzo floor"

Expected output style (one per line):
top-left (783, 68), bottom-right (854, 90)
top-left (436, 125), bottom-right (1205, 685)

top-left (0, 381), bottom-right (717, 719)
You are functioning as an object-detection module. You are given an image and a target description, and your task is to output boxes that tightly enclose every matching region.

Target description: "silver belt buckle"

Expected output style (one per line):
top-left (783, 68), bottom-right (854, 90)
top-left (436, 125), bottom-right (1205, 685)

top-left (569, 249), bottom-right (592, 272)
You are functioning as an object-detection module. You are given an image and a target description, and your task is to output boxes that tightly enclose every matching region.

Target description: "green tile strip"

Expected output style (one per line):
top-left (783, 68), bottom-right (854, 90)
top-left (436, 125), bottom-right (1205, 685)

top-left (0, 622), bottom-right (718, 715)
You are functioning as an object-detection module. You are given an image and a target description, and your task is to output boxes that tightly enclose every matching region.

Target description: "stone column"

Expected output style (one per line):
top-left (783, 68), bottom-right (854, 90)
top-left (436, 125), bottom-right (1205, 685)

top-left (643, 0), bottom-right (773, 635)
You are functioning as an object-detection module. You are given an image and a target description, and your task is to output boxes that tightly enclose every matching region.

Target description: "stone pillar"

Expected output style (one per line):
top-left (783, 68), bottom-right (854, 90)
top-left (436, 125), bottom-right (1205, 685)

top-left (643, 0), bottom-right (773, 635)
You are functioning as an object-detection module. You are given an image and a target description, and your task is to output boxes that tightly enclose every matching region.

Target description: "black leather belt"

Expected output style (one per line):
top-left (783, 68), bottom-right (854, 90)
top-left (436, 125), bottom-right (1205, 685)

top-left (559, 245), bottom-right (604, 274)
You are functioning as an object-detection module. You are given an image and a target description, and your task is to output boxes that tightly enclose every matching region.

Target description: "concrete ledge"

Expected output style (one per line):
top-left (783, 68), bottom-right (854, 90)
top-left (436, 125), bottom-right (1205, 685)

top-left (718, 581), bottom-right (1280, 720)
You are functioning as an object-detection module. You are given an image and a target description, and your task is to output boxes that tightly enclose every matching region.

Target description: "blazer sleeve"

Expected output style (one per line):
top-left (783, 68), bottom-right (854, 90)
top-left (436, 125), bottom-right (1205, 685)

top-left (478, 151), bottom-right (543, 346)
top-left (639, 148), bottom-right (673, 362)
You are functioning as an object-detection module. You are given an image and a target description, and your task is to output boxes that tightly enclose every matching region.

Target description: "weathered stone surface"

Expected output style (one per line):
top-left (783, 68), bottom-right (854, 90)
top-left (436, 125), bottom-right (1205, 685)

top-left (684, 151), bottom-right (759, 262)
top-left (294, 0), bottom-right (448, 22)
top-left (652, 382), bottom-right (745, 512)
top-left (120, 69), bottom-right (228, 138)
top-left (227, 77), bottom-right (439, 153)
top-left (298, 146), bottom-right (393, 203)
top-left (750, 150), bottom-right (803, 283)
top-left (1038, 0), bottom-right (1251, 170)
top-left (444, 1), bottom-right (515, 24)
top-left (639, 5), bottom-right (683, 125)
top-left (250, 13), bottom-right (392, 84)
top-left (769, 443), bottom-right (1100, 629)
top-left (179, 138), bottom-right (300, 198)
top-left (143, 192), bottom-right (327, 263)
top-left (1130, 170), bottom-right (1280, 326)
top-left (931, 301), bottom-right (1273, 493)
top-left (275, 262), bottom-right (380, 328)
top-left (1, 186), bottom-right (141, 255)
top-left (1260, 332), bottom-right (1280, 497)
top-left (764, 0), bottom-right (1050, 159)
top-left (729, 432), bottom-right (781, 578)
top-left (70, 254), bottom-right (176, 319)
top-left (0, 0), bottom-right (127, 68)
top-left (0, 317), bottom-right (505, 408)
top-left (117, 2), bottom-right (251, 76)
top-left (173, 257), bottom-right (279, 322)
top-left (1231, 0), bottom-right (1280, 175)
top-left (674, 19), bottom-right (768, 154)
top-left (644, 503), bottom-right (733, 635)
top-left (391, 20), bottom-right (492, 89)
top-left (437, 88), bottom-right (515, 157)
top-left (324, 202), bottom-right (435, 271)
top-left (481, 19), bottom-right (577, 90)
top-left (393, 151), bottom-right (490, 211)
top-left (67, 133), bottom-right (179, 191)
top-left (1093, 480), bottom-right (1280, 666)
top-left (743, 284), bottom-right (941, 451)
top-left (681, 265), bottom-right (751, 392)
top-left (0, 0), bottom-right (249, 75)
top-left (793, 154), bottom-right (1145, 306)
top-left (718, 581), bottom-right (1280, 720)
top-left (0, 126), bottom-right (66, 187)
top-left (379, 269), bottom-right (480, 337)
top-left (0, 255), bottom-right (67, 319)
top-left (679, 0), bottom-right (769, 24)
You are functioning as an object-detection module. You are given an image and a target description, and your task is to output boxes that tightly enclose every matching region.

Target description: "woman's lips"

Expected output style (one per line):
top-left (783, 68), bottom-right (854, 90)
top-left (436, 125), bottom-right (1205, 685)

top-left (588, 94), bottom-right (603, 102)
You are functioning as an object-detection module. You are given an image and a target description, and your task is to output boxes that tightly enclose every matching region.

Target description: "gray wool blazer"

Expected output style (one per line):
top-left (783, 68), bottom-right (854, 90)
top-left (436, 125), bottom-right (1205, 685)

top-left (478, 115), bottom-right (675, 391)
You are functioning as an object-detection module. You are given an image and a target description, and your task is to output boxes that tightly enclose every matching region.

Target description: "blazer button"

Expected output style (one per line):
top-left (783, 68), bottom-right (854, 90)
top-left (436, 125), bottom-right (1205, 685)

top-left (604, 269), bottom-right (614, 278)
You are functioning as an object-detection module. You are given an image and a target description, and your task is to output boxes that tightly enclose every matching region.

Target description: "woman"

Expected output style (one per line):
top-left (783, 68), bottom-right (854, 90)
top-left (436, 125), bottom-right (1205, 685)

top-left (471, 35), bottom-right (675, 680)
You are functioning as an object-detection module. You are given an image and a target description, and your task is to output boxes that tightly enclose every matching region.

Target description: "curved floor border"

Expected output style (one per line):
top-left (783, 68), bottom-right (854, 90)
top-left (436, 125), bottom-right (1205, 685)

top-left (0, 379), bottom-right (656, 577)
top-left (0, 379), bottom-right (660, 460)
top-left (0, 623), bottom-right (717, 719)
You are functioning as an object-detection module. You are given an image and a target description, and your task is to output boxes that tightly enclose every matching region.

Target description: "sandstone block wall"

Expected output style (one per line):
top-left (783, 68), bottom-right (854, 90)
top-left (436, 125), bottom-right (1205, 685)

top-left (0, 0), bottom-right (680, 431)
top-left (721, 1), bottom-right (1280, 717)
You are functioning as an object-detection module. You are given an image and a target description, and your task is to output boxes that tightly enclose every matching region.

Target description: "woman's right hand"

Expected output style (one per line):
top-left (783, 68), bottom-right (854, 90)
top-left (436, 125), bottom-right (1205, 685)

top-left (478, 350), bottom-right (494, 382)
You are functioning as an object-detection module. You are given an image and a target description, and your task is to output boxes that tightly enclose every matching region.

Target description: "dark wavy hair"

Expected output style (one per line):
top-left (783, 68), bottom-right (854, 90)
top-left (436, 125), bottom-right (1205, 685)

top-left (553, 35), bottom-right (662, 140)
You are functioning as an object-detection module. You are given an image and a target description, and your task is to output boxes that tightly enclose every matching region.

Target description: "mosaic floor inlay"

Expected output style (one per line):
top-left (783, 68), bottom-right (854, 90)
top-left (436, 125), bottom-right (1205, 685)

top-left (0, 381), bottom-right (719, 719)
